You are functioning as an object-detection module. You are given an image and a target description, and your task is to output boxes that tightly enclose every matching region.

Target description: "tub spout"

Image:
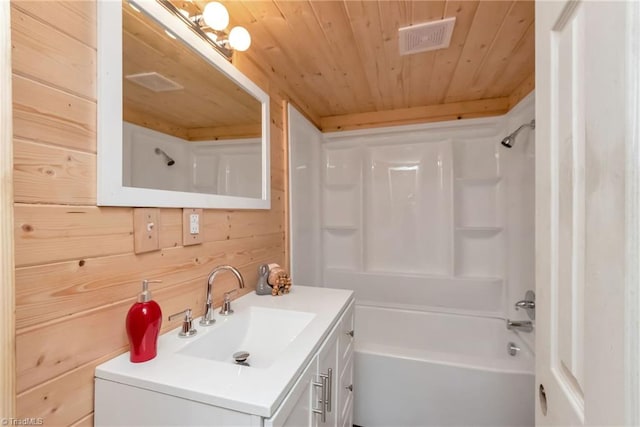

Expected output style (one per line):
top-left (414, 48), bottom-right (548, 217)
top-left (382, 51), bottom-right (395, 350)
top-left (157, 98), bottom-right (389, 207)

top-left (506, 320), bottom-right (533, 333)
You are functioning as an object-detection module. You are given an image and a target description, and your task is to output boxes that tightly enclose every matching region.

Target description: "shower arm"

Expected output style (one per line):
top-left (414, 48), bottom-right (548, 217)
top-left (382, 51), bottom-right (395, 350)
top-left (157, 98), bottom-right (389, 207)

top-left (510, 120), bottom-right (536, 139)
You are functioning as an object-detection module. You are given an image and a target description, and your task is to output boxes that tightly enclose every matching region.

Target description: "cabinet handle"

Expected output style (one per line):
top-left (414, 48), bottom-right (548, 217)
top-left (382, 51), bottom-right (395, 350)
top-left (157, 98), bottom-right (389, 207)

top-left (345, 384), bottom-right (353, 392)
top-left (345, 330), bottom-right (354, 338)
top-left (312, 377), bottom-right (326, 422)
top-left (318, 372), bottom-right (330, 414)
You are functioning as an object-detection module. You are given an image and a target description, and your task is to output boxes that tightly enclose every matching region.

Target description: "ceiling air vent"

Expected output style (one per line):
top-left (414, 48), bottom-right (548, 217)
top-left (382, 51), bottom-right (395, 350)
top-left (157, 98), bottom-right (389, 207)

top-left (125, 72), bottom-right (183, 92)
top-left (399, 17), bottom-right (456, 55)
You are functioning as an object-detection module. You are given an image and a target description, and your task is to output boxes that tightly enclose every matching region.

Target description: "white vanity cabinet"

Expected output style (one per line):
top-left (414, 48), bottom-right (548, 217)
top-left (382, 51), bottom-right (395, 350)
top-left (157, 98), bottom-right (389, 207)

top-left (265, 300), bottom-right (354, 427)
top-left (264, 356), bottom-right (317, 427)
top-left (95, 287), bottom-right (354, 427)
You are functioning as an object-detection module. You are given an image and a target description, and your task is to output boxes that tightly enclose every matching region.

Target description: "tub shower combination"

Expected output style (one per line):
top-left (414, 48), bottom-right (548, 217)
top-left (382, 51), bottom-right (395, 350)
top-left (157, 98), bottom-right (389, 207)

top-left (288, 98), bottom-right (537, 426)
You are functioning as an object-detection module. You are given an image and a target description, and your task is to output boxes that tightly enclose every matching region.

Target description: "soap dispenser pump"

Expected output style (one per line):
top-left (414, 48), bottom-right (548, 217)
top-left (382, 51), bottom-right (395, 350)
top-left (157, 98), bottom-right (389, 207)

top-left (126, 279), bottom-right (162, 363)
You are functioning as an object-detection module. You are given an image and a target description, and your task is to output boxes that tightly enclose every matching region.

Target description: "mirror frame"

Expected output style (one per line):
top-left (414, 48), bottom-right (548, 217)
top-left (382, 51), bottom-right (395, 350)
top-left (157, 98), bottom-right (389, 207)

top-left (97, 0), bottom-right (270, 209)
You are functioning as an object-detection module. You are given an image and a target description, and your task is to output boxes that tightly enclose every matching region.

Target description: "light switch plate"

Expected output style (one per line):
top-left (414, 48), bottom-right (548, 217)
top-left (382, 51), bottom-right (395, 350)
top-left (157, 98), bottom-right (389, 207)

top-left (133, 208), bottom-right (160, 254)
top-left (182, 208), bottom-right (203, 246)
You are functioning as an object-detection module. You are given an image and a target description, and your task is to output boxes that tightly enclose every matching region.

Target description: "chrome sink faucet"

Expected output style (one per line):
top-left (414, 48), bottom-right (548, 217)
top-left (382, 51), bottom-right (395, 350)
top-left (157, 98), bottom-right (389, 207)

top-left (200, 265), bottom-right (245, 326)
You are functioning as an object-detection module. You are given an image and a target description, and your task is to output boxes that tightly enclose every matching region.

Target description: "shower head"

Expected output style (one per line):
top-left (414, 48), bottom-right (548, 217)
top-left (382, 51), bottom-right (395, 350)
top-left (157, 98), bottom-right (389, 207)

top-left (501, 135), bottom-right (515, 148)
top-left (154, 147), bottom-right (176, 166)
top-left (500, 119), bottom-right (535, 148)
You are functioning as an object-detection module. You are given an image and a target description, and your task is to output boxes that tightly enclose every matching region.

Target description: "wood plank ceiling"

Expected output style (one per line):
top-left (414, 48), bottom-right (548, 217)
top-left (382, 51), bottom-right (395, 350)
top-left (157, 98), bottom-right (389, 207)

top-left (123, 4), bottom-right (262, 140)
top-left (192, 0), bottom-right (536, 130)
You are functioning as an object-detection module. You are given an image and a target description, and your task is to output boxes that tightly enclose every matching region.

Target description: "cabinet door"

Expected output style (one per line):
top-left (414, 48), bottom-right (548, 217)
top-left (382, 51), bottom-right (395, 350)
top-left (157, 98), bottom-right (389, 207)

top-left (265, 355), bottom-right (317, 427)
top-left (337, 302), bottom-right (354, 368)
top-left (337, 353), bottom-right (354, 425)
top-left (315, 324), bottom-right (339, 427)
top-left (337, 301), bottom-right (355, 427)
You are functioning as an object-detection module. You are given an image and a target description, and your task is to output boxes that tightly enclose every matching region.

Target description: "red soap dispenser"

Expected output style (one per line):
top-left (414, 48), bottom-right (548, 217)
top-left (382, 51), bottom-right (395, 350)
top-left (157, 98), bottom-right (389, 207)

top-left (126, 279), bottom-right (162, 363)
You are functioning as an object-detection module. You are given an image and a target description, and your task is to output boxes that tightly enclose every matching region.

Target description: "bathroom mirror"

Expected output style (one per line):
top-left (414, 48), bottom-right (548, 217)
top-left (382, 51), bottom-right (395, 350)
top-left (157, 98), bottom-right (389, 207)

top-left (97, 0), bottom-right (270, 209)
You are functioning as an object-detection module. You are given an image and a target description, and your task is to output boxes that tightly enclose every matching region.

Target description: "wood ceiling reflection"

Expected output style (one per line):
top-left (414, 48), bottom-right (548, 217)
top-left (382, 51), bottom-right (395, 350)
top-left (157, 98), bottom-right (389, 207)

top-left (122, 5), bottom-right (261, 138)
top-left (218, 0), bottom-right (534, 120)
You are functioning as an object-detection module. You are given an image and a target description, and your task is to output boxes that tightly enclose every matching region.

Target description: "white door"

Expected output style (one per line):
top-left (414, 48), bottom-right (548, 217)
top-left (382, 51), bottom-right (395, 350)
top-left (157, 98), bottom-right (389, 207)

top-left (536, 1), bottom-right (639, 425)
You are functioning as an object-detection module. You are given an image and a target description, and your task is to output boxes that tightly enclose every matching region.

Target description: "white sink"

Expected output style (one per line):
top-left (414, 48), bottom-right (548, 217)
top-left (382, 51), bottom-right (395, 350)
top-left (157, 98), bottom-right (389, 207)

top-left (179, 306), bottom-right (316, 369)
top-left (95, 287), bottom-right (353, 417)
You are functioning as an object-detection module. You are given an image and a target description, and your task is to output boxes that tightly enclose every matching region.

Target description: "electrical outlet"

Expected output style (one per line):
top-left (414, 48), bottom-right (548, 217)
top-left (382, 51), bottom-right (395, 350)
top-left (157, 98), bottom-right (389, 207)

top-left (189, 214), bottom-right (200, 234)
top-left (182, 208), bottom-right (203, 246)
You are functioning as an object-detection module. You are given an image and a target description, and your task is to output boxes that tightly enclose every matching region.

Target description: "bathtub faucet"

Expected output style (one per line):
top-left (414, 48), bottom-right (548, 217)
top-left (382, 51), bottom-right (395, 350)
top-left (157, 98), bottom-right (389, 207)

top-left (515, 300), bottom-right (535, 310)
top-left (506, 320), bottom-right (533, 333)
top-left (514, 290), bottom-right (536, 321)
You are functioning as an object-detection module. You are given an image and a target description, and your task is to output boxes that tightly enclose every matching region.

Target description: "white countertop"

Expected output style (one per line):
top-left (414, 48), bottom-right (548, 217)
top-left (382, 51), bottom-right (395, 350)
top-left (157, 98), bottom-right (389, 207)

top-left (95, 286), bottom-right (354, 418)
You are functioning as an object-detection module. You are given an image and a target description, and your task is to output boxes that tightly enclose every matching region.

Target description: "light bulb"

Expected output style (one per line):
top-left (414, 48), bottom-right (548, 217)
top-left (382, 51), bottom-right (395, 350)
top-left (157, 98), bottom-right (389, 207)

top-left (202, 2), bottom-right (229, 31)
top-left (228, 26), bottom-right (251, 51)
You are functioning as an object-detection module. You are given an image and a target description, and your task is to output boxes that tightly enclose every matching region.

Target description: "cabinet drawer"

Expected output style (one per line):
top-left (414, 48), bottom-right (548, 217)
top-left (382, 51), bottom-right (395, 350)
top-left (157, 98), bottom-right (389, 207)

top-left (337, 301), bottom-right (354, 367)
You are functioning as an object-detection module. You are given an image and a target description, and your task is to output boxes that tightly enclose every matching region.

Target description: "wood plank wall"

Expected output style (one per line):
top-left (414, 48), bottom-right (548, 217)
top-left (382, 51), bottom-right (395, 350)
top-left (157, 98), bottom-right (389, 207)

top-left (10, 1), bottom-right (289, 425)
top-left (1, 0), bottom-right (16, 420)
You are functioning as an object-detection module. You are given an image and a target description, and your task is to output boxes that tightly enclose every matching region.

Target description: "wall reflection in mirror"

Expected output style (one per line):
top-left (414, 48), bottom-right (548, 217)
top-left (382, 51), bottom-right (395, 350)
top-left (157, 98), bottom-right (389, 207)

top-left (122, 1), bottom-right (262, 198)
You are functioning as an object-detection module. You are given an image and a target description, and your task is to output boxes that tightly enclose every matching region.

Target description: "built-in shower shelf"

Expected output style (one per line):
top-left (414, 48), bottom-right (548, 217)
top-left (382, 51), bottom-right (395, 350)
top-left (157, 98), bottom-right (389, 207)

top-left (454, 274), bottom-right (503, 282)
top-left (323, 225), bottom-right (358, 231)
top-left (455, 177), bottom-right (501, 185)
top-left (324, 183), bottom-right (359, 191)
top-left (455, 226), bottom-right (502, 235)
top-left (326, 267), bottom-right (502, 283)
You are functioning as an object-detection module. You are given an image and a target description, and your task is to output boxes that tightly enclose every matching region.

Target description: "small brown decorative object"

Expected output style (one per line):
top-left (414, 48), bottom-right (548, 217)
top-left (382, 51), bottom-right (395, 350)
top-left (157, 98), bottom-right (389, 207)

top-left (267, 263), bottom-right (292, 296)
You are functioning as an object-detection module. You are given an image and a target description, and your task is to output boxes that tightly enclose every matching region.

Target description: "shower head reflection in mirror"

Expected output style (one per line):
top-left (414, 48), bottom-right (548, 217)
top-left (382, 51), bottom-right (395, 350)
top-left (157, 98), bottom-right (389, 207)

top-left (154, 147), bottom-right (176, 166)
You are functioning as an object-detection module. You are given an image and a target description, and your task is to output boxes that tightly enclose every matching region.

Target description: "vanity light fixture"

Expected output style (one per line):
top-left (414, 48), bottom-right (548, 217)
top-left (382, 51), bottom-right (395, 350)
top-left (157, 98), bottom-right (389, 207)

top-left (202, 2), bottom-right (229, 31)
top-left (156, 0), bottom-right (251, 61)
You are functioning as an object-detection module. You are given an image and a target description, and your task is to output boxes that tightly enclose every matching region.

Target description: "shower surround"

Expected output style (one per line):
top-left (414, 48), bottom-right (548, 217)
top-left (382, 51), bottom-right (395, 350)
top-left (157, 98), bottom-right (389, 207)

top-left (291, 94), bottom-right (535, 319)
top-left (288, 93), bottom-right (535, 426)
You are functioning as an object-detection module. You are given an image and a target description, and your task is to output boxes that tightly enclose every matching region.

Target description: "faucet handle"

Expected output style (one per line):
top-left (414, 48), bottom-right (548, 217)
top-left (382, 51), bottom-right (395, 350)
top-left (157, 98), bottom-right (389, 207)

top-left (515, 300), bottom-right (535, 310)
top-left (514, 290), bottom-right (536, 320)
top-left (220, 289), bottom-right (239, 316)
top-left (168, 308), bottom-right (197, 338)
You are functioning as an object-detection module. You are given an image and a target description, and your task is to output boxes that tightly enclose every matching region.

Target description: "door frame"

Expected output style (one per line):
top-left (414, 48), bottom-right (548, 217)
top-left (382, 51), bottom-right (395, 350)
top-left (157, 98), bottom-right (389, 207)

top-left (0, 0), bottom-right (16, 419)
top-left (626, 1), bottom-right (640, 424)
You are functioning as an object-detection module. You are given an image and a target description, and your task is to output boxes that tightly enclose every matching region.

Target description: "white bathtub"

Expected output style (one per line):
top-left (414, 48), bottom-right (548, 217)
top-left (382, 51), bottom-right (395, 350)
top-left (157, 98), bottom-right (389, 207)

top-left (353, 305), bottom-right (534, 427)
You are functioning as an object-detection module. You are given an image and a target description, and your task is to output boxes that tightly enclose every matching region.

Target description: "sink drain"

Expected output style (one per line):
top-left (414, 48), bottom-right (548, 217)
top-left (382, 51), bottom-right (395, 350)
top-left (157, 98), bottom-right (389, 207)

top-left (233, 351), bottom-right (250, 366)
